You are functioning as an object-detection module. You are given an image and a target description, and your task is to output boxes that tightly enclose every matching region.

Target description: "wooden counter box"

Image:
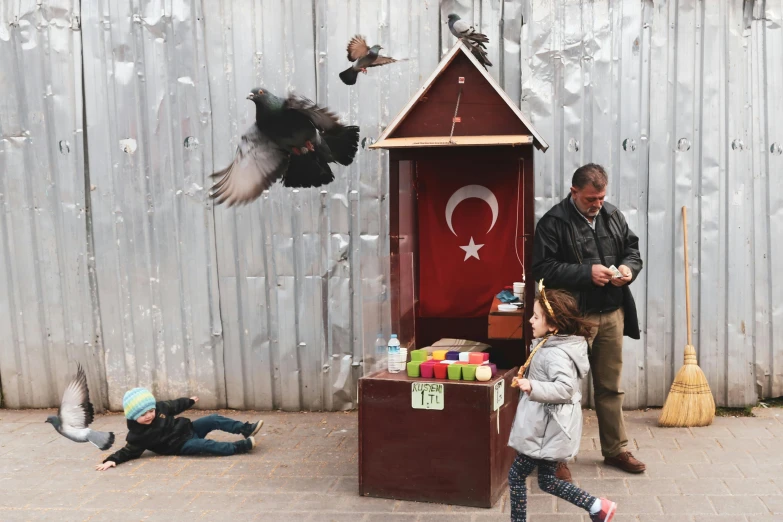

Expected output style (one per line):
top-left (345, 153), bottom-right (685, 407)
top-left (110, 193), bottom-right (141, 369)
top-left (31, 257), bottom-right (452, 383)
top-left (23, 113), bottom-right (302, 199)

top-left (358, 367), bottom-right (519, 508)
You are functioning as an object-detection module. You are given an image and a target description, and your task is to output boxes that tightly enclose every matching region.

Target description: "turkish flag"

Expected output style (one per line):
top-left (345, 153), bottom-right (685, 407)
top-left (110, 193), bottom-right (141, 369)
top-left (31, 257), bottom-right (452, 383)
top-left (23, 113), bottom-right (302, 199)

top-left (417, 156), bottom-right (524, 318)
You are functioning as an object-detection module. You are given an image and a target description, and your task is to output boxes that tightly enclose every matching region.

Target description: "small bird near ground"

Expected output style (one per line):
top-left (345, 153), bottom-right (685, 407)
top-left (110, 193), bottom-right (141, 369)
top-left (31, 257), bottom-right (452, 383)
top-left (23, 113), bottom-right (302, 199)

top-left (339, 35), bottom-right (405, 85)
top-left (447, 13), bottom-right (493, 68)
top-left (209, 87), bottom-right (359, 206)
top-left (46, 363), bottom-right (115, 451)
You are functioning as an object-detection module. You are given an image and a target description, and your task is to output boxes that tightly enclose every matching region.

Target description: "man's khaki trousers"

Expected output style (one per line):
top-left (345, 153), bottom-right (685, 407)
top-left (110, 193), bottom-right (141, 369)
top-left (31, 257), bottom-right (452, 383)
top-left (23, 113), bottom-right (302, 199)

top-left (585, 307), bottom-right (627, 458)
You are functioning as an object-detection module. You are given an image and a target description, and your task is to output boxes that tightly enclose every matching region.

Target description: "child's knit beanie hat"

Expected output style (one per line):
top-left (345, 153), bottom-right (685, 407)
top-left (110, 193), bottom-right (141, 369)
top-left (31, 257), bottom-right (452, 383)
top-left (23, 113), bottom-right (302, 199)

top-left (123, 388), bottom-right (156, 421)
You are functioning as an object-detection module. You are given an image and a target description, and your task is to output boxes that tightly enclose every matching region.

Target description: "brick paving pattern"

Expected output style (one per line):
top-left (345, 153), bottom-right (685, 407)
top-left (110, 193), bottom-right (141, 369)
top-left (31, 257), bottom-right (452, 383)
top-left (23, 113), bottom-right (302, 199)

top-left (0, 408), bottom-right (780, 521)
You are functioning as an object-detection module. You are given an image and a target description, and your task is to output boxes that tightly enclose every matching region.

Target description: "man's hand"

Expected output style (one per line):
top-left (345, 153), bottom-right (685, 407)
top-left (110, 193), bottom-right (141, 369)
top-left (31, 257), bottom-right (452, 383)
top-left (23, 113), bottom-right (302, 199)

top-left (591, 265), bottom-right (615, 286)
top-left (191, 396), bottom-right (199, 403)
top-left (610, 264), bottom-right (633, 287)
top-left (519, 378), bottom-right (532, 394)
top-left (95, 461), bottom-right (116, 472)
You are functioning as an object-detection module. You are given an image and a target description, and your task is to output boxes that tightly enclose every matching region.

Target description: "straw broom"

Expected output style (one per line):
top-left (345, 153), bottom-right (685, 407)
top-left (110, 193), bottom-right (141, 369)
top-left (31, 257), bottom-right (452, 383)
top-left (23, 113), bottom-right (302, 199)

top-left (658, 206), bottom-right (716, 427)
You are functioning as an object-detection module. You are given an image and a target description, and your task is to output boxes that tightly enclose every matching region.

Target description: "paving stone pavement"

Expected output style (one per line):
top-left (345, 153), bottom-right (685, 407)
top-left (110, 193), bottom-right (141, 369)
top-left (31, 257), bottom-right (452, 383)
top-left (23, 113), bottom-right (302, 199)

top-left (0, 407), bottom-right (781, 521)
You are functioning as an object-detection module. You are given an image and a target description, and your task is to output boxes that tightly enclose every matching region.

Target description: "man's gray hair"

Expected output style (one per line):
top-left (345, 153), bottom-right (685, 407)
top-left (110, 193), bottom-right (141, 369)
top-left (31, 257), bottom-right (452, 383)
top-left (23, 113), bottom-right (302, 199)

top-left (572, 163), bottom-right (608, 190)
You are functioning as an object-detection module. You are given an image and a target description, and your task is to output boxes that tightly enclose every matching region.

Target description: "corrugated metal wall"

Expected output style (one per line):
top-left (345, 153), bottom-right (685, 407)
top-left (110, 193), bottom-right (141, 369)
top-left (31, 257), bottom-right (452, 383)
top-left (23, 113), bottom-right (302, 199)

top-left (1, 0), bottom-right (781, 410)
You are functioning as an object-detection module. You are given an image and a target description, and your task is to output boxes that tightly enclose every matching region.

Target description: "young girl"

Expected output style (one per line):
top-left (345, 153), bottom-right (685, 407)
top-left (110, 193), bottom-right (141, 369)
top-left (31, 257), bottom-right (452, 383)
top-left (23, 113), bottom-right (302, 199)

top-left (507, 281), bottom-right (617, 522)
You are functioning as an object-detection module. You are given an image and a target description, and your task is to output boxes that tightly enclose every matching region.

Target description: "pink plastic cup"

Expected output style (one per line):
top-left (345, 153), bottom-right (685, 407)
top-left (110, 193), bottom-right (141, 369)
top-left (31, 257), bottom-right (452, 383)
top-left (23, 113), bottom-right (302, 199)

top-left (420, 361), bottom-right (436, 379)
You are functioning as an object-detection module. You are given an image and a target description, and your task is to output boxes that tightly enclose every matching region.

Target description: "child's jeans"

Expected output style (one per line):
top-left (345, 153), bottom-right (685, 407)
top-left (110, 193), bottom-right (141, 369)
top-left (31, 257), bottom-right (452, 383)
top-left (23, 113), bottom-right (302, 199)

top-left (508, 453), bottom-right (596, 522)
top-left (179, 414), bottom-right (247, 456)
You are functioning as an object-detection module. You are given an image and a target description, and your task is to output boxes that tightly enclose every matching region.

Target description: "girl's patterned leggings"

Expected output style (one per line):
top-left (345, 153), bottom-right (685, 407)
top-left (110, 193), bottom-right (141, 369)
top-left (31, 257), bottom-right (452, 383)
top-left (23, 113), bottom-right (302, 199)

top-left (508, 453), bottom-right (596, 522)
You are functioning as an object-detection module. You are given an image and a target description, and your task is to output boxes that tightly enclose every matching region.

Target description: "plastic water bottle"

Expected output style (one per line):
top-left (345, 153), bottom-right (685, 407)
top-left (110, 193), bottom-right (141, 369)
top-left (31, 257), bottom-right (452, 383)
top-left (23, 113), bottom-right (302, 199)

top-left (387, 334), bottom-right (401, 373)
top-left (375, 334), bottom-right (387, 370)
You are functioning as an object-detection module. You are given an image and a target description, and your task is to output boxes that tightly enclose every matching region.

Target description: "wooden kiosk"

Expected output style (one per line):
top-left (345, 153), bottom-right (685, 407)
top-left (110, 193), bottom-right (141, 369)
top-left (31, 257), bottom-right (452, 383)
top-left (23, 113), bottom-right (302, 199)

top-left (358, 41), bottom-right (549, 508)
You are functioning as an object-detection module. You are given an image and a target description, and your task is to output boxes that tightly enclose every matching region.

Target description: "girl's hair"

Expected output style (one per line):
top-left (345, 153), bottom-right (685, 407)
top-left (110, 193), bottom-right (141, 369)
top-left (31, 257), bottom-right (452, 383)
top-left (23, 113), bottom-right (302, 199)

top-left (536, 288), bottom-right (596, 338)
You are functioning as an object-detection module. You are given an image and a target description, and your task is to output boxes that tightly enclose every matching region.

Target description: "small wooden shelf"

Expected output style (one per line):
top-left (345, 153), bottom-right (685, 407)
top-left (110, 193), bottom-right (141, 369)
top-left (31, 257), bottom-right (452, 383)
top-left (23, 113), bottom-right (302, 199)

top-left (488, 296), bottom-right (524, 340)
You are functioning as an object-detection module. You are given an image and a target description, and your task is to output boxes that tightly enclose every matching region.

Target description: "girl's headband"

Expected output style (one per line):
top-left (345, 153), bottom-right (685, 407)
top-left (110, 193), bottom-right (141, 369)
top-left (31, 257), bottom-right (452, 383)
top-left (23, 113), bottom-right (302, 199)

top-left (538, 279), bottom-right (555, 318)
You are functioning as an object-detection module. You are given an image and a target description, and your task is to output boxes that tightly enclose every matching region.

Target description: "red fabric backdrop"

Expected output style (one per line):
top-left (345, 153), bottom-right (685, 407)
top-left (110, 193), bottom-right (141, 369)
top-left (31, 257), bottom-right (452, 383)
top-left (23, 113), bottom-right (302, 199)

top-left (417, 156), bottom-right (524, 318)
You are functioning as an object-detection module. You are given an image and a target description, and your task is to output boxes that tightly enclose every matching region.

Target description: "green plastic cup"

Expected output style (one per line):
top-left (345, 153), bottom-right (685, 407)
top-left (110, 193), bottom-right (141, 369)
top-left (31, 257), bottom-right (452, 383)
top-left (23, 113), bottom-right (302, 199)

top-left (462, 364), bottom-right (477, 381)
top-left (447, 364), bottom-right (462, 380)
top-left (406, 361), bottom-right (422, 378)
top-left (410, 349), bottom-right (427, 362)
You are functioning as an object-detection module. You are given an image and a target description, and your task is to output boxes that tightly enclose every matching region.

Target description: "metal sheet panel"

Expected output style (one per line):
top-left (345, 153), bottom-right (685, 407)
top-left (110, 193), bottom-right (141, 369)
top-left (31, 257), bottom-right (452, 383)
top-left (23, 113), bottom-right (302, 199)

top-left (762, 1), bottom-right (783, 398)
top-left (81, 0), bottom-right (224, 410)
top-left (525, 0), bottom-right (779, 408)
top-left (2, 0), bottom-right (783, 410)
top-left (0, 0), bottom-right (108, 409)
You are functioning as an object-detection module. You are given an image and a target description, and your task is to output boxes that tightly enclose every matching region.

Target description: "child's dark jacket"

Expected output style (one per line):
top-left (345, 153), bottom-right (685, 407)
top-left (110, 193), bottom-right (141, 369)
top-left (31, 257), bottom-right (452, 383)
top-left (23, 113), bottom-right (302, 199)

top-left (104, 398), bottom-right (195, 464)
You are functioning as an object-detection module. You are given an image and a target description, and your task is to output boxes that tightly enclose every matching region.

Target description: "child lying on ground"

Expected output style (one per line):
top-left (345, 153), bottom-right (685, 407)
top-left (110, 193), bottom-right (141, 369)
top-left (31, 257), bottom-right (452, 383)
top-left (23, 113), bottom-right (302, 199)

top-left (96, 388), bottom-right (263, 471)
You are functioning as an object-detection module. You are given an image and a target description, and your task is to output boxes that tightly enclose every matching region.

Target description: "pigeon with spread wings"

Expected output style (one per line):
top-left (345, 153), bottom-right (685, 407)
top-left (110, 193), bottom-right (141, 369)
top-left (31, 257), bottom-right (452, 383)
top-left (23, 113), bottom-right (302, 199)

top-left (45, 363), bottom-right (115, 451)
top-left (209, 88), bottom-right (359, 206)
top-left (339, 35), bottom-right (404, 86)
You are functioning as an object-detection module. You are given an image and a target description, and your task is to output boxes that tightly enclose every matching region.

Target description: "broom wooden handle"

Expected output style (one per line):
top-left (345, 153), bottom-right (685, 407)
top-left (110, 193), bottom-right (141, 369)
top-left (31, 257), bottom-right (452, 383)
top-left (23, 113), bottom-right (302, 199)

top-left (682, 206), bottom-right (692, 347)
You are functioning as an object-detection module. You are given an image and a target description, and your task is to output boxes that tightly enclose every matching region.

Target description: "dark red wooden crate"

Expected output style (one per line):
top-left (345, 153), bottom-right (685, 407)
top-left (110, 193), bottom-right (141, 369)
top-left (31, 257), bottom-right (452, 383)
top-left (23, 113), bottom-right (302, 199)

top-left (358, 367), bottom-right (519, 508)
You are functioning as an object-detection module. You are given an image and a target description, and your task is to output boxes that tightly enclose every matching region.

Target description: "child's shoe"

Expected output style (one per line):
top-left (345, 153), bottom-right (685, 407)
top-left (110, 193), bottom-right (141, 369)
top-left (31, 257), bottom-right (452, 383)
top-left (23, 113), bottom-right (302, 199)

top-left (589, 498), bottom-right (617, 522)
top-left (233, 437), bottom-right (255, 454)
top-left (241, 420), bottom-right (264, 438)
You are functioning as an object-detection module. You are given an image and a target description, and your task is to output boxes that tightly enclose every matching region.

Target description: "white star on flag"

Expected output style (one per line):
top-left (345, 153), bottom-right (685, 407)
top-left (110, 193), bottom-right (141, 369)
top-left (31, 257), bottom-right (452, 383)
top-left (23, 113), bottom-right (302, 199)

top-left (460, 237), bottom-right (484, 261)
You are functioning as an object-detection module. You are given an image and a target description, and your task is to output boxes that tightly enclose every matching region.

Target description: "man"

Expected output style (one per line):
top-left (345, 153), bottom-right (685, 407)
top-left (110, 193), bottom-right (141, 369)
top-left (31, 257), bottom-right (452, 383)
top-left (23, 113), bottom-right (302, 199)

top-left (531, 163), bottom-right (644, 482)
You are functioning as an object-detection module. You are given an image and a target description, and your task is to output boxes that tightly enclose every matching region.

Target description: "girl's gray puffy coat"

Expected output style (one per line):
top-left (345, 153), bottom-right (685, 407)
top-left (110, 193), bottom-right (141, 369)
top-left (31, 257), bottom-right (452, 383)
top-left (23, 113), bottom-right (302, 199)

top-left (507, 335), bottom-right (590, 461)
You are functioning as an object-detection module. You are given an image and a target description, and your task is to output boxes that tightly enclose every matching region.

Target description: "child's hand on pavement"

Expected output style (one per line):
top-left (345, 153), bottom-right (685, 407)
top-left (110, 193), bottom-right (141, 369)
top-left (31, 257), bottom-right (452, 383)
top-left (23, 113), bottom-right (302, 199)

top-left (191, 396), bottom-right (199, 403)
top-left (95, 461), bottom-right (116, 471)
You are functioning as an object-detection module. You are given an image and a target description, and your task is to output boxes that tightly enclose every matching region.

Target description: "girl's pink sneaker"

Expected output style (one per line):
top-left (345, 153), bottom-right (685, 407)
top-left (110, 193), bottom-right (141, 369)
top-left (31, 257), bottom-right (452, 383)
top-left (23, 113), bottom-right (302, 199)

top-left (589, 498), bottom-right (617, 522)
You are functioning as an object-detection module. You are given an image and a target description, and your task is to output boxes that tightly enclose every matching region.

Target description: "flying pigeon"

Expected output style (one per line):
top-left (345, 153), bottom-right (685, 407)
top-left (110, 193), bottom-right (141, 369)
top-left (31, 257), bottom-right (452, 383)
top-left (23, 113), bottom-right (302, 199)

top-left (447, 14), bottom-right (492, 68)
top-left (209, 88), bottom-right (359, 206)
top-left (45, 363), bottom-right (115, 451)
top-left (339, 35), bottom-right (404, 86)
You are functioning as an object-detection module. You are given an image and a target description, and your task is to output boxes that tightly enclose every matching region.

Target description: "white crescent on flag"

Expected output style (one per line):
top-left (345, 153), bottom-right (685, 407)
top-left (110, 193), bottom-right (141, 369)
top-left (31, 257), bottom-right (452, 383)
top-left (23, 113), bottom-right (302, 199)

top-left (444, 185), bottom-right (499, 236)
top-left (445, 185), bottom-right (499, 262)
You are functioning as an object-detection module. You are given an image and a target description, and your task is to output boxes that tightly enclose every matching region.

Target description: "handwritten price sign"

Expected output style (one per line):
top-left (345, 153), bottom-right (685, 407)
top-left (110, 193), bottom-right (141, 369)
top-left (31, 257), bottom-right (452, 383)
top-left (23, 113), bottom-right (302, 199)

top-left (411, 383), bottom-right (444, 410)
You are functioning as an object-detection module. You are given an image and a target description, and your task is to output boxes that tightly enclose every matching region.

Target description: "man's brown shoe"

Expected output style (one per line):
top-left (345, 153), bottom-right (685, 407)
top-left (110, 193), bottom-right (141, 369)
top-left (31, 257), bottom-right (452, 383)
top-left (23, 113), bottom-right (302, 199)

top-left (555, 461), bottom-right (573, 483)
top-left (604, 451), bottom-right (646, 473)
